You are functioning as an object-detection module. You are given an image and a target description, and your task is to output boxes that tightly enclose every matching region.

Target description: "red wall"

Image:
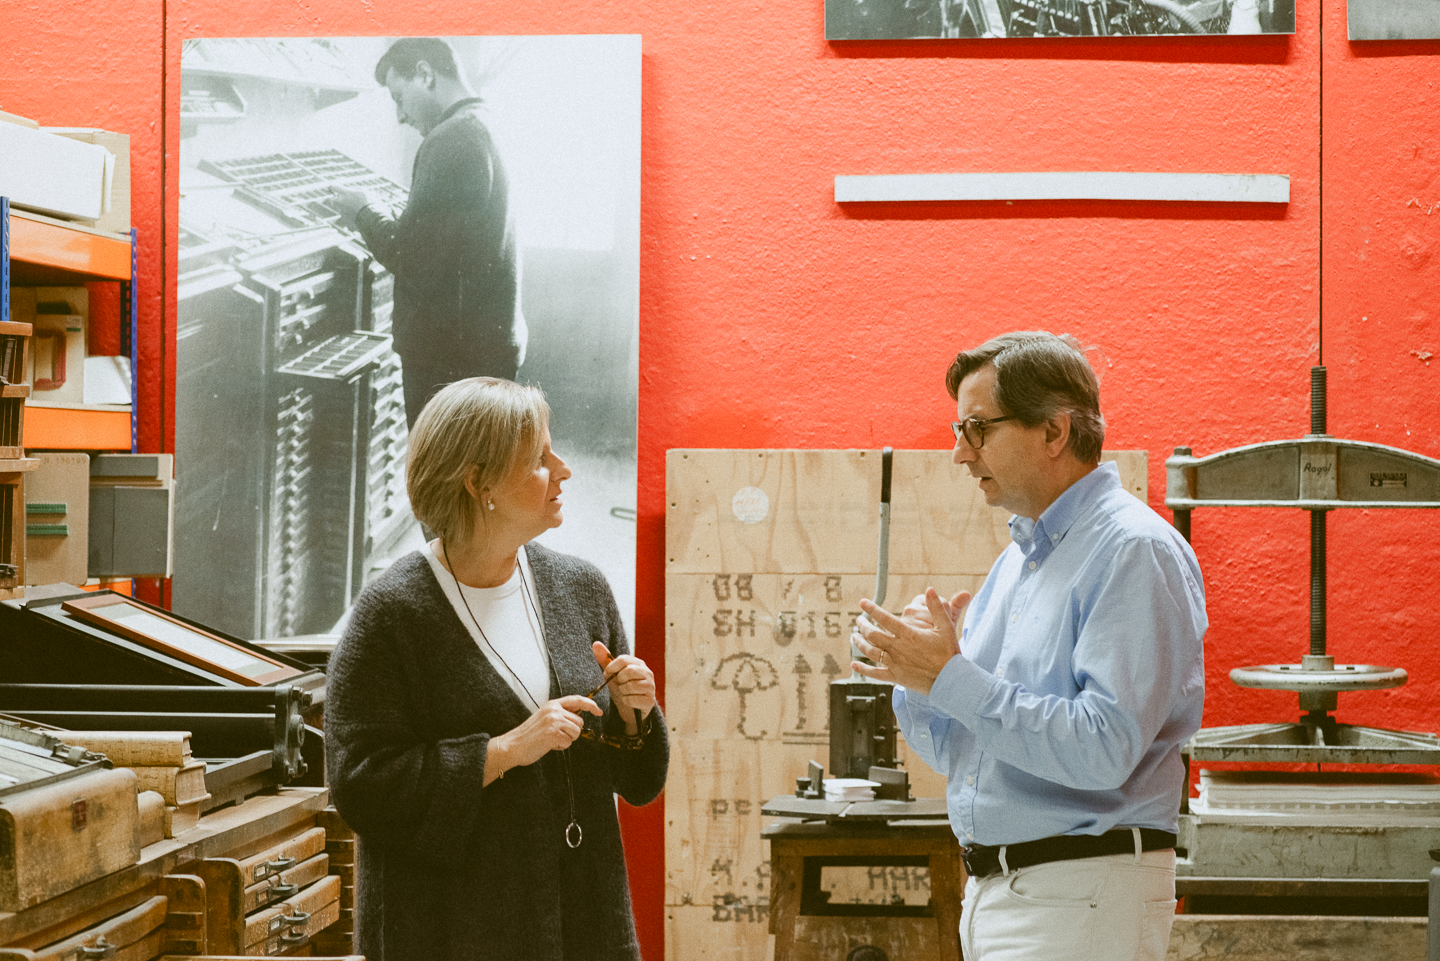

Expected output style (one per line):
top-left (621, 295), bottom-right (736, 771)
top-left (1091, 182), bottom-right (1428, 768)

top-left (4, 0), bottom-right (1438, 955)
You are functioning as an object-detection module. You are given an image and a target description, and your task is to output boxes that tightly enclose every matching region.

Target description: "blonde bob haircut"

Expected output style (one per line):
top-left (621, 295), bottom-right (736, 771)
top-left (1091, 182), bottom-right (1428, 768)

top-left (406, 377), bottom-right (550, 544)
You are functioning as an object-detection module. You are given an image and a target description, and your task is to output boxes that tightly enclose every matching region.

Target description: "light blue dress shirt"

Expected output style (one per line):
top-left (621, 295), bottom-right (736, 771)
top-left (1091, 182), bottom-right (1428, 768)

top-left (893, 461), bottom-right (1206, 847)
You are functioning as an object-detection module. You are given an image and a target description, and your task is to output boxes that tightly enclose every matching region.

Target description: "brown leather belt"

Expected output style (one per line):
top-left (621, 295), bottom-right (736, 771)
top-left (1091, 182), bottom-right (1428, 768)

top-left (962, 828), bottom-right (1177, 879)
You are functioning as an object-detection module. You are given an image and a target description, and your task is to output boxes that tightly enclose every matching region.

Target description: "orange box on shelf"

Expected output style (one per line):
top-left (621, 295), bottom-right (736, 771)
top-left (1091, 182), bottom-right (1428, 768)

top-left (22, 404), bottom-right (129, 450)
top-left (80, 577), bottom-right (133, 596)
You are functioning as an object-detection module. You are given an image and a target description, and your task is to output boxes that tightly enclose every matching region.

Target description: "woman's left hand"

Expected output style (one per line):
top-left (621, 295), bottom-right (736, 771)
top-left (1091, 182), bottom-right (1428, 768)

top-left (592, 641), bottom-right (657, 734)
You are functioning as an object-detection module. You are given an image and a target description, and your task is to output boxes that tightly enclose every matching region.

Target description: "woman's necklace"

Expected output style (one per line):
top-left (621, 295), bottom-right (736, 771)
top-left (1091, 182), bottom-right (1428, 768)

top-left (443, 542), bottom-right (584, 849)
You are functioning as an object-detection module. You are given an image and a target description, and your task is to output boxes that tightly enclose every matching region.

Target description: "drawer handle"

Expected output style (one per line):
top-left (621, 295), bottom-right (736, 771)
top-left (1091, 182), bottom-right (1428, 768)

top-left (280, 929), bottom-right (311, 951)
top-left (284, 910), bottom-right (311, 930)
top-left (80, 936), bottom-right (116, 959)
top-left (268, 881), bottom-right (299, 900)
top-left (256, 855), bottom-right (296, 880)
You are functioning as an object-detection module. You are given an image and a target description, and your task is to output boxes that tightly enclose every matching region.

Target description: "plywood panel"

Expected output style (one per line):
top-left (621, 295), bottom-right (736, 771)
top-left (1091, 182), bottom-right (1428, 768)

top-left (668, 449), bottom-right (1147, 577)
top-left (665, 572), bottom-right (988, 742)
top-left (667, 905), bottom-right (774, 961)
top-left (665, 448), bottom-right (1147, 961)
top-left (666, 450), bottom-right (880, 576)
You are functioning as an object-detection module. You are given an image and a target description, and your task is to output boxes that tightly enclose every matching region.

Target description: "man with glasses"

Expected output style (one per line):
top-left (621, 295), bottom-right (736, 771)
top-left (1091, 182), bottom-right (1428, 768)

top-left (851, 331), bottom-right (1206, 960)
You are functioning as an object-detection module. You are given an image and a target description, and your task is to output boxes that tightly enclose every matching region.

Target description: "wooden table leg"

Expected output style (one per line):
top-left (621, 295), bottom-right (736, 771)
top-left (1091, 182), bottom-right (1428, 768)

top-left (929, 842), bottom-right (966, 960)
top-left (769, 848), bottom-right (804, 961)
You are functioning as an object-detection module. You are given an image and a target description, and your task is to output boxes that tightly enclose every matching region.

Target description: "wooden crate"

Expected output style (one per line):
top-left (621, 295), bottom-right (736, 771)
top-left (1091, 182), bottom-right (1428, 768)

top-left (665, 448), bottom-right (1147, 961)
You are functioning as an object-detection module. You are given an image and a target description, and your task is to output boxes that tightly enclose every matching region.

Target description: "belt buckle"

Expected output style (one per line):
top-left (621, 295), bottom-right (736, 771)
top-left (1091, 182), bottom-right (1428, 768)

top-left (961, 846), bottom-right (995, 879)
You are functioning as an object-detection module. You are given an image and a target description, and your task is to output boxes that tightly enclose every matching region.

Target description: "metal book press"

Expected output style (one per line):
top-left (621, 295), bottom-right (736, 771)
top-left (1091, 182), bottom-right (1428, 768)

top-left (760, 449), bottom-right (961, 961)
top-left (1166, 366), bottom-right (1440, 931)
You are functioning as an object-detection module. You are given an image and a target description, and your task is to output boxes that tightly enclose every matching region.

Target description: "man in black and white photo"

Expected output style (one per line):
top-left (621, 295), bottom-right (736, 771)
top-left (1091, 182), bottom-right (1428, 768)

top-left (332, 37), bottom-right (525, 428)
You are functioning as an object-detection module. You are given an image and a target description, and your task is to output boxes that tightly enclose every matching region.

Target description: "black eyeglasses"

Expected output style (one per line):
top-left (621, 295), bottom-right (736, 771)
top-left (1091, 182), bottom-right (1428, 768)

top-left (952, 416), bottom-right (1014, 449)
top-left (575, 664), bottom-right (650, 750)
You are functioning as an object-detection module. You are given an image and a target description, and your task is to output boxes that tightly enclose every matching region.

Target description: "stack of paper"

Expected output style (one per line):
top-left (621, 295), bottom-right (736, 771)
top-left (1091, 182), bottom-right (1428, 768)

top-left (1194, 769), bottom-right (1440, 825)
top-left (824, 778), bottom-right (880, 802)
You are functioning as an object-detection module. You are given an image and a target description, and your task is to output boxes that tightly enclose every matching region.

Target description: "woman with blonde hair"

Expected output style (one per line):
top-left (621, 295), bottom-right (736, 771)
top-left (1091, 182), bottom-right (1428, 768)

top-left (326, 377), bottom-right (667, 961)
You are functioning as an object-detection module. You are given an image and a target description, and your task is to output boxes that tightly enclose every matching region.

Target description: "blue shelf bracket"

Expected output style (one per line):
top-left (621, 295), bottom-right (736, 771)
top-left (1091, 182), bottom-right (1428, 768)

top-left (124, 226), bottom-right (138, 453)
top-left (1, 197), bottom-right (10, 327)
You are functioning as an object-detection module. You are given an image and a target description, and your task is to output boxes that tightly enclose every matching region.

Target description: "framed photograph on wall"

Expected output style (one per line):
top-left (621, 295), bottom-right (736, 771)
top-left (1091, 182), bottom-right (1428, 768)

top-left (1348, 0), bottom-right (1440, 38)
top-left (825, 0), bottom-right (1295, 37)
top-left (174, 36), bottom-right (640, 643)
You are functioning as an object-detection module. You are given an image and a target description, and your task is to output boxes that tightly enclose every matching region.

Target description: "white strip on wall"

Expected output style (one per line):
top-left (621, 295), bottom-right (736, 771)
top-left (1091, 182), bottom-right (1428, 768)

top-left (834, 172), bottom-right (1291, 204)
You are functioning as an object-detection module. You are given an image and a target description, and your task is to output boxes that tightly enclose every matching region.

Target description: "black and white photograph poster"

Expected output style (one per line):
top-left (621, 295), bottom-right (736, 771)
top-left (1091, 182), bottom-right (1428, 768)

top-left (174, 36), bottom-right (640, 644)
top-left (1348, 0), bottom-right (1440, 37)
top-left (826, 0), bottom-right (1294, 37)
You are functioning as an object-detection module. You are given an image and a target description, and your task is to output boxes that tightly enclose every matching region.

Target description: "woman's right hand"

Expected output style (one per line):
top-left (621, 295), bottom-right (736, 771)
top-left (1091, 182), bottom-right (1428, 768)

top-left (487, 695), bottom-right (602, 780)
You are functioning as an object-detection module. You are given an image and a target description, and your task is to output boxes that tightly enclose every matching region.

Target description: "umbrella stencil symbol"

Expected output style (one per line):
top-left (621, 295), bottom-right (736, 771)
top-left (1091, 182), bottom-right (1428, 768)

top-left (710, 652), bottom-right (781, 740)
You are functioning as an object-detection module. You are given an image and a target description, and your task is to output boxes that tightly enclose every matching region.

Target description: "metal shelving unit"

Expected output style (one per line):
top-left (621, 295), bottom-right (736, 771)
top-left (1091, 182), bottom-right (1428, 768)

top-left (1, 196), bottom-right (139, 600)
top-left (2, 197), bottom-right (139, 451)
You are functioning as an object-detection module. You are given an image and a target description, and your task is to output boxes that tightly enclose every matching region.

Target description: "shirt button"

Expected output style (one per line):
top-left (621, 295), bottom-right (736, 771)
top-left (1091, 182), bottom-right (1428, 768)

top-left (966, 833), bottom-right (974, 841)
top-left (1011, 614), bottom-right (1019, 624)
top-left (1051, 533), bottom-right (1059, 541)
top-left (919, 732), bottom-right (929, 739)
top-left (996, 668), bottom-right (1005, 678)
top-left (1028, 561), bottom-right (1037, 570)
top-left (965, 775), bottom-right (975, 786)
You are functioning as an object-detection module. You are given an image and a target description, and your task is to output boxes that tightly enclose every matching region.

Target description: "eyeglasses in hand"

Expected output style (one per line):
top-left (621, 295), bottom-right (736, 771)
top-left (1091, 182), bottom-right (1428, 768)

top-left (575, 663), bottom-right (649, 750)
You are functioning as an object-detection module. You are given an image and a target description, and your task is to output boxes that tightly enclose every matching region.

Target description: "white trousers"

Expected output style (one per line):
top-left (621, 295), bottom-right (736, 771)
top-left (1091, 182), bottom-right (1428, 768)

top-left (960, 847), bottom-right (1177, 961)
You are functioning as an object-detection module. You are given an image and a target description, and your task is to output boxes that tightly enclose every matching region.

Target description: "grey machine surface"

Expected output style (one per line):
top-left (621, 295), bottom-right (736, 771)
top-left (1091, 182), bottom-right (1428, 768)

top-left (1166, 366), bottom-right (1440, 915)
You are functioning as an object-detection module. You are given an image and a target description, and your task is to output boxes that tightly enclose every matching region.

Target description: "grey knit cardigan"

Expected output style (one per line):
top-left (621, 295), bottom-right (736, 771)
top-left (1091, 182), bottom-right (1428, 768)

top-left (325, 543), bottom-right (669, 961)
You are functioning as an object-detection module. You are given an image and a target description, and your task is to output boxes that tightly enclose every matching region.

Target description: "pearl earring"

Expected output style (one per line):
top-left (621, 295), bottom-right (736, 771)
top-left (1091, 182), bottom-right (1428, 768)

top-left (487, 501), bottom-right (496, 511)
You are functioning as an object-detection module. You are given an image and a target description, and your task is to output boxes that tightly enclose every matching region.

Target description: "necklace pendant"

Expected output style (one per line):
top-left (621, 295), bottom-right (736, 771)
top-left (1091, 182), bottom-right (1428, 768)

top-left (566, 820), bottom-right (583, 849)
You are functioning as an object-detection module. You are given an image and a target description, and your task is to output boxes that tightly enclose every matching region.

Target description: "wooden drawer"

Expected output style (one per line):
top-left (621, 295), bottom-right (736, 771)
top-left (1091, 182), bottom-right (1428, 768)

top-left (0, 895), bottom-right (166, 961)
top-left (238, 854), bottom-right (328, 916)
top-left (232, 828), bottom-right (326, 888)
top-left (199, 826), bottom-right (330, 955)
top-left (241, 875), bottom-right (340, 956)
top-left (0, 877), bottom-right (204, 961)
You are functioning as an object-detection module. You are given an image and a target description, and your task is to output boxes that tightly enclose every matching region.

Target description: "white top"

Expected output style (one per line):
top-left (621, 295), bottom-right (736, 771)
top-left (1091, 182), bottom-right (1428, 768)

top-left (425, 542), bottom-right (550, 712)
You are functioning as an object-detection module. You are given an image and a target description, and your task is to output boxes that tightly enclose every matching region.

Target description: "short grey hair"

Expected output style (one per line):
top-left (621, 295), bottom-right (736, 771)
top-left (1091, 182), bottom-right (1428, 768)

top-left (406, 377), bottom-right (549, 544)
top-left (945, 331), bottom-right (1105, 464)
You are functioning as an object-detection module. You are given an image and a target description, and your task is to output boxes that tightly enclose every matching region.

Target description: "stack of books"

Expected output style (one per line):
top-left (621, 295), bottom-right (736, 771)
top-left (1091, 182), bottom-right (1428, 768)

top-left (60, 730), bottom-right (210, 837)
top-left (823, 778), bottom-right (880, 802)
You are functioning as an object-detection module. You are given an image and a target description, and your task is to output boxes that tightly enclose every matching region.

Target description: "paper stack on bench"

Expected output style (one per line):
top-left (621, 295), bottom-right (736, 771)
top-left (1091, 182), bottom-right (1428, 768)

top-left (59, 730), bottom-right (210, 837)
top-left (823, 777), bottom-right (879, 802)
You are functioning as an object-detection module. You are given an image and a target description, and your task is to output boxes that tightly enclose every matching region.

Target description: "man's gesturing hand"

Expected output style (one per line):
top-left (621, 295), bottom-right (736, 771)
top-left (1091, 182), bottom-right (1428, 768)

top-left (850, 588), bottom-right (971, 696)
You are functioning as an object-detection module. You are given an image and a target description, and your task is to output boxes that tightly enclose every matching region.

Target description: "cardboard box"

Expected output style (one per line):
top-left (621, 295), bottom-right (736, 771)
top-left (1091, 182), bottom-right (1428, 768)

top-left (46, 127), bottom-right (131, 234)
top-left (16, 286), bottom-right (88, 406)
top-left (0, 123), bottom-right (113, 222)
top-left (89, 453), bottom-right (175, 578)
top-left (23, 451), bottom-right (89, 586)
top-left (0, 109), bottom-right (38, 129)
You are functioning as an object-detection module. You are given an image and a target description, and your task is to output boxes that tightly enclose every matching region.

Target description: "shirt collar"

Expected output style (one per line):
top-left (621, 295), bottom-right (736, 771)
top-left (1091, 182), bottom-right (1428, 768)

top-left (437, 96), bottom-right (484, 126)
top-left (1009, 461), bottom-right (1121, 552)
